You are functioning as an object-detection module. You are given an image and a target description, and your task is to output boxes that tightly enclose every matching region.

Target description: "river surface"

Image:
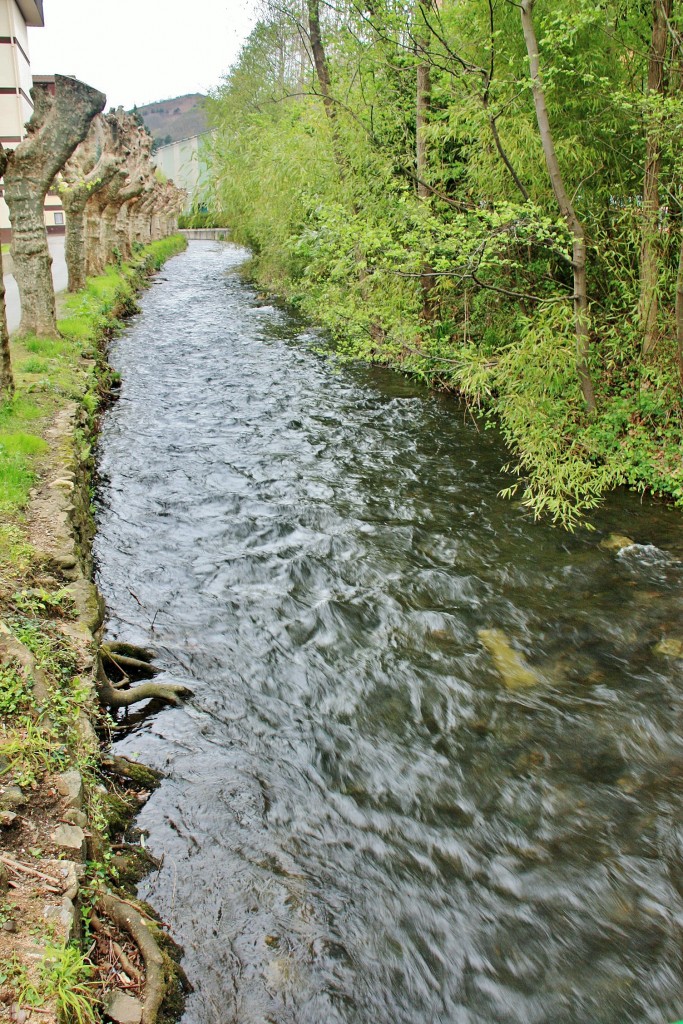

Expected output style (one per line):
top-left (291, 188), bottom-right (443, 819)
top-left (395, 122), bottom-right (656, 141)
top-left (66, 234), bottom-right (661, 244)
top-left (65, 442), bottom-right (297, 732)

top-left (95, 241), bottom-right (683, 1024)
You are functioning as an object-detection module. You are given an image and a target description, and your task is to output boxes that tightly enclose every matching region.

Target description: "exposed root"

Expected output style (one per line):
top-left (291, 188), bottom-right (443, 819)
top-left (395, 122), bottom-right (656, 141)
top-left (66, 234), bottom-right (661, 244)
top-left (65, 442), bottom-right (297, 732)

top-left (96, 893), bottom-right (166, 1024)
top-left (105, 641), bottom-right (157, 662)
top-left (104, 754), bottom-right (163, 791)
top-left (102, 644), bottom-right (162, 678)
top-left (96, 647), bottom-right (192, 709)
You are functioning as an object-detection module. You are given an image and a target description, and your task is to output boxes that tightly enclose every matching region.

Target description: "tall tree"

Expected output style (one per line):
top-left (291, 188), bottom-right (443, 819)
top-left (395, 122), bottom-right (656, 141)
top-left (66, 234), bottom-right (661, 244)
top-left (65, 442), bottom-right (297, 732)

top-left (640, 0), bottom-right (673, 356)
top-left (519, 0), bottom-right (597, 414)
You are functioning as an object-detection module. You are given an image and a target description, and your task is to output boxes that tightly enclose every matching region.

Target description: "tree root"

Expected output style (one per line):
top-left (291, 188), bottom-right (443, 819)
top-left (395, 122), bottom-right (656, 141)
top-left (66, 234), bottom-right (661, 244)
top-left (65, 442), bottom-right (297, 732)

top-left (104, 754), bottom-right (162, 790)
top-left (96, 893), bottom-right (166, 1024)
top-left (96, 647), bottom-right (192, 709)
top-left (106, 641), bottom-right (157, 662)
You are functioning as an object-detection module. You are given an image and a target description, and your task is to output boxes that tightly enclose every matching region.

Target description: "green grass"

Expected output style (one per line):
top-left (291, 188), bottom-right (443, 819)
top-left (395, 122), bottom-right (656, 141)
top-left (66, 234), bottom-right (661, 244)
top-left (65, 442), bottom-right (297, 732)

top-left (5, 943), bottom-right (98, 1024)
top-left (0, 233), bottom-right (187, 584)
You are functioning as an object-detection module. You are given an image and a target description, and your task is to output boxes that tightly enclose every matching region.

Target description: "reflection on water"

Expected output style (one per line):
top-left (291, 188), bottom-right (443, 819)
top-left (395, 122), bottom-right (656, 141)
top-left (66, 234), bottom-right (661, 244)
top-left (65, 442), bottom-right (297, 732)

top-left (95, 242), bottom-right (683, 1024)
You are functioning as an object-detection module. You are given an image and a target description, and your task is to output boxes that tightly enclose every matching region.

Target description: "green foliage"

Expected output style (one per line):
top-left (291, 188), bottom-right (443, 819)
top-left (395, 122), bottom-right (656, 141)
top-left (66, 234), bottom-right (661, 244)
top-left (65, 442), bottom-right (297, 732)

top-left (205, 0), bottom-right (683, 526)
top-left (0, 664), bottom-right (31, 715)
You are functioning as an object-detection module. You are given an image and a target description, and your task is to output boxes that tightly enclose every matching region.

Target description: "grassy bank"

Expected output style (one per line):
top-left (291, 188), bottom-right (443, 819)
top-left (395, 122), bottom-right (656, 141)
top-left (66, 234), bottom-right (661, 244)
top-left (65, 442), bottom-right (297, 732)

top-left (0, 233), bottom-right (187, 1022)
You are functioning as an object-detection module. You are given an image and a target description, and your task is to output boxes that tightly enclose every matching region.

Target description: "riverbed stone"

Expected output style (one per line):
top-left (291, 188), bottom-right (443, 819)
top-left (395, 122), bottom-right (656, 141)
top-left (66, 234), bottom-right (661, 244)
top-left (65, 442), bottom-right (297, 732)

top-left (56, 769), bottom-right (83, 810)
top-left (653, 637), bottom-right (683, 658)
top-left (51, 823), bottom-right (86, 858)
top-left (599, 533), bottom-right (635, 552)
top-left (104, 991), bottom-right (143, 1024)
top-left (478, 627), bottom-right (539, 690)
top-left (0, 811), bottom-right (17, 828)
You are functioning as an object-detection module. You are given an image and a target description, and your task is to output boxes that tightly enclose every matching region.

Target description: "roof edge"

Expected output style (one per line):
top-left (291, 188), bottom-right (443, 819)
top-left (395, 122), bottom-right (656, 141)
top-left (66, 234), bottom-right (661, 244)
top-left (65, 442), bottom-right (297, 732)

top-left (17, 0), bottom-right (45, 28)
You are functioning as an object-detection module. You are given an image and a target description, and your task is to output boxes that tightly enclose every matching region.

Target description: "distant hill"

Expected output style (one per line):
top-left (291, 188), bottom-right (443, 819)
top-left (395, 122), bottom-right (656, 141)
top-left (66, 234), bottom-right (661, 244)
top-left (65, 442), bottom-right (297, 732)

top-left (135, 94), bottom-right (208, 147)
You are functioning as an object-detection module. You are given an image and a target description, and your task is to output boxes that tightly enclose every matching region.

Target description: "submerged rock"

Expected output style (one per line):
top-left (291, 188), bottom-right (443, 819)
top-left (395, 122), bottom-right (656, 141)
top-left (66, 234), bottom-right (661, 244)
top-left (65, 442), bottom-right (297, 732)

top-left (653, 638), bottom-right (683, 658)
top-left (599, 533), bottom-right (635, 552)
top-left (478, 628), bottom-right (539, 690)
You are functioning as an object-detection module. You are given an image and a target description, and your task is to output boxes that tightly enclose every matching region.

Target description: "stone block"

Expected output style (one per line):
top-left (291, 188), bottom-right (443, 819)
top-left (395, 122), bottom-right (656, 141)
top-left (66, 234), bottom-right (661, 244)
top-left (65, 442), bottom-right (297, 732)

top-left (104, 991), bottom-right (143, 1024)
top-left (44, 896), bottom-right (77, 941)
top-left (51, 823), bottom-right (86, 859)
top-left (56, 770), bottom-right (83, 810)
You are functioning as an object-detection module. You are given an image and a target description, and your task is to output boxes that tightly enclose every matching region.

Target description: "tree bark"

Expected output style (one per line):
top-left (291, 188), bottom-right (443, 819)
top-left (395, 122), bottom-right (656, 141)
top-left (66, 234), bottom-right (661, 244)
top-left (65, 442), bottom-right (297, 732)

top-left (306, 0), bottom-right (348, 176)
top-left (0, 147), bottom-right (12, 398)
top-left (520, 0), bottom-right (597, 414)
top-left (4, 75), bottom-right (105, 336)
top-left (640, 0), bottom-right (672, 357)
top-left (416, 60), bottom-right (430, 200)
top-left (677, 230), bottom-right (683, 385)
top-left (62, 115), bottom-right (123, 291)
top-left (307, 0), bottom-right (334, 122)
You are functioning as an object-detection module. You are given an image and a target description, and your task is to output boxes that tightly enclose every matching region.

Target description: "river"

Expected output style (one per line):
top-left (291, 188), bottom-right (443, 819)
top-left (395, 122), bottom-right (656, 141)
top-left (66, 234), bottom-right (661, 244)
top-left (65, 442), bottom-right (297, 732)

top-left (94, 241), bottom-right (683, 1024)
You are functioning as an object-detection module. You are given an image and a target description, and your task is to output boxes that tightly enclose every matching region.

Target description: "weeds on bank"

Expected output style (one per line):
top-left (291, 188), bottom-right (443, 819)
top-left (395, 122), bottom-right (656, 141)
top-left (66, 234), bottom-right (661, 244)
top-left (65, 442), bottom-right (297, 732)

top-left (3, 943), bottom-right (98, 1024)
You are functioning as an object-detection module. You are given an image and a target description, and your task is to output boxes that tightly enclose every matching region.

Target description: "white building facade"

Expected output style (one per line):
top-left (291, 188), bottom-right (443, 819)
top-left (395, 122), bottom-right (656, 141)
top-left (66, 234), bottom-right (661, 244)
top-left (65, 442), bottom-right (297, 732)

top-left (0, 1), bottom-right (66, 243)
top-left (153, 131), bottom-right (215, 212)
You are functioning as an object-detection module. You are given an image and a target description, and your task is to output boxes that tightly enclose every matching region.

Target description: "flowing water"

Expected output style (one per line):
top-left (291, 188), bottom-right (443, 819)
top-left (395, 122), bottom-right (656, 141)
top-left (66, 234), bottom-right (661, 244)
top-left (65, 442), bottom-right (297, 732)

top-left (95, 241), bottom-right (683, 1024)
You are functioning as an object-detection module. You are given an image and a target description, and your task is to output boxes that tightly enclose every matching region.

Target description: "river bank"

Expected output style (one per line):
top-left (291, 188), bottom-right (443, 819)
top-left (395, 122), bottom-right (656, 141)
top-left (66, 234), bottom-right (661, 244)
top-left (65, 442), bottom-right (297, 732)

top-left (0, 234), bottom-right (188, 1024)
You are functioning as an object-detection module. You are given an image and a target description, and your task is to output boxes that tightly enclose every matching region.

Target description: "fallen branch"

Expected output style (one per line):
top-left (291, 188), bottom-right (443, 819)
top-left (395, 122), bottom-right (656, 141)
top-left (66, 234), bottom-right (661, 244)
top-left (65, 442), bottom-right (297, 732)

top-left (91, 910), bottom-right (143, 983)
top-left (0, 855), bottom-right (62, 886)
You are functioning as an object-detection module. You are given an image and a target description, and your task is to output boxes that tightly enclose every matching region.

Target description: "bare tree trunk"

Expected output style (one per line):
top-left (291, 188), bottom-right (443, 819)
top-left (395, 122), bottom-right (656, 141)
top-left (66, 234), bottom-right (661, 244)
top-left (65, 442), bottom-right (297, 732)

top-left (640, 0), bottom-right (672, 356)
top-left (4, 76), bottom-right (105, 337)
top-left (307, 0), bottom-right (348, 177)
top-left (677, 230), bottom-right (683, 385)
top-left (520, 0), bottom-right (597, 414)
top-left (63, 193), bottom-right (88, 292)
top-left (416, 59), bottom-right (430, 200)
top-left (84, 191), bottom-right (111, 277)
top-left (62, 116), bottom-right (122, 291)
top-left (416, 47), bottom-right (436, 319)
top-left (307, 0), bottom-right (334, 121)
top-left (0, 146), bottom-right (13, 398)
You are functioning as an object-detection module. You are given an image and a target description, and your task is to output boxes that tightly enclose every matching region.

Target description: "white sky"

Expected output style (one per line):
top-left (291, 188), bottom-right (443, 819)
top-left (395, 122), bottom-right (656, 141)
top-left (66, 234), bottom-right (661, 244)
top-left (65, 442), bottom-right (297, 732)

top-left (27, 0), bottom-right (257, 109)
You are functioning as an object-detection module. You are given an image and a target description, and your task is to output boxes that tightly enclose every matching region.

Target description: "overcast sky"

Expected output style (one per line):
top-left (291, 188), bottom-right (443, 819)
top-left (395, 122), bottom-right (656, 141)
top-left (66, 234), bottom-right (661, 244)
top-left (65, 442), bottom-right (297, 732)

top-left (27, 0), bottom-right (257, 109)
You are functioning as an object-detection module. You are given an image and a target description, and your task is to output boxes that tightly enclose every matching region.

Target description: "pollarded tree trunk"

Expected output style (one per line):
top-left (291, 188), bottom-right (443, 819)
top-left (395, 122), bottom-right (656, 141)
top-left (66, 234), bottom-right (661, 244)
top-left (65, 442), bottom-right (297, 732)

top-left (640, 0), bottom-right (672, 357)
top-left (4, 75), bottom-right (105, 337)
top-left (62, 120), bottom-right (122, 291)
top-left (520, 0), bottom-right (597, 414)
top-left (102, 175), bottom-right (146, 264)
top-left (84, 193), bottom-right (107, 277)
top-left (63, 190), bottom-right (88, 292)
top-left (115, 196), bottom-right (141, 259)
top-left (0, 147), bottom-right (13, 398)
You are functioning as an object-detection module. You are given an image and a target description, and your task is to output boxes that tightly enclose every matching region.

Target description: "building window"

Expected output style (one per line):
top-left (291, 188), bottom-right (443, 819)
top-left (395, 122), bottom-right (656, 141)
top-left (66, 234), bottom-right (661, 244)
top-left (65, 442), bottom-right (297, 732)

top-left (53, 212), bottom-right (64, 225)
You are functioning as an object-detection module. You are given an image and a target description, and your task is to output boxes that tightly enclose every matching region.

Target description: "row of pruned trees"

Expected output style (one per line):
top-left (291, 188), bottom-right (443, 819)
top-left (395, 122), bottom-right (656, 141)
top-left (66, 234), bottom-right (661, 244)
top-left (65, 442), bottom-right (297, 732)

top-left (0, 74), bottom-right (186, 399)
